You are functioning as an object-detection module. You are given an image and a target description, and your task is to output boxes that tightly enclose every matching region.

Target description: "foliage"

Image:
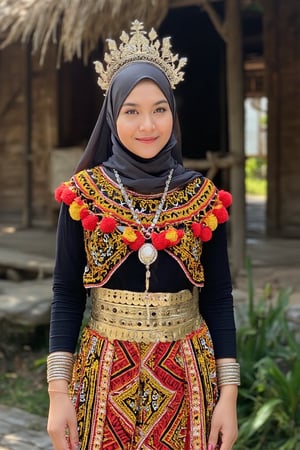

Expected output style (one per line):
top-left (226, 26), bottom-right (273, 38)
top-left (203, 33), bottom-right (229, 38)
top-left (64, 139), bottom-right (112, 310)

top-left (0, 349), bottom-right (48, 417)
top-left (245, 156), bottom-right (267, 196)
top-left (236, 259), bottom-right (300, 449)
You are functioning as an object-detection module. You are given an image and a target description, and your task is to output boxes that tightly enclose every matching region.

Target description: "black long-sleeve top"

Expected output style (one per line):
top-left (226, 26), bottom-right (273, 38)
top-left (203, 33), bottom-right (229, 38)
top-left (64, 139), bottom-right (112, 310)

top-left (49, 203), bottom-right (236, 359)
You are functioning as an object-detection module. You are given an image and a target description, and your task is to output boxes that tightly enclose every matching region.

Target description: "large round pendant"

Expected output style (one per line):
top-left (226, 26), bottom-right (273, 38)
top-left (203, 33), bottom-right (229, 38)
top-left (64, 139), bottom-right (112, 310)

top-left (138, 243), bottom-right (158, 266)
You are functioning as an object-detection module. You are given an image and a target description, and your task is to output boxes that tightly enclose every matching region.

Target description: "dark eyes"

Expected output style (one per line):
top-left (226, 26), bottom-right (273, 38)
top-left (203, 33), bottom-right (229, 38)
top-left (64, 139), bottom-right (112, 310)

top-left (155, 107), bottom-right (167, 113)
top-left (124, 107), bottom-right (167, 115)
top-left (124, 109), bottom-right (138, 115)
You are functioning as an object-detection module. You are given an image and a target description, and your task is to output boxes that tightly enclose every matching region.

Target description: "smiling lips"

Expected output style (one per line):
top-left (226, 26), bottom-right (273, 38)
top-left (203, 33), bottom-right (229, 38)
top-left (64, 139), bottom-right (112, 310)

top-left (136, 136), bottom-right (158, 143)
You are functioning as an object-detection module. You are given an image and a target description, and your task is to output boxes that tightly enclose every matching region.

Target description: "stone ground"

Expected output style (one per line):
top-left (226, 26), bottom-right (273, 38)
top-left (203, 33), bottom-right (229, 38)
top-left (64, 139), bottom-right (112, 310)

top-left (0, 406), bottom-right (52, 450)
top-left (0, 196), bottom-right (299, 449)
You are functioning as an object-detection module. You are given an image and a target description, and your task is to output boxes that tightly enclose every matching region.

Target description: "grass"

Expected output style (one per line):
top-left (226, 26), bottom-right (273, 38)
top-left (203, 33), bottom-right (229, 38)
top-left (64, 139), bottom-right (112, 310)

top-left (245, 156), bottom-right (267, 197)
top-left (0, 327), bottom-right (49, 417)
top-left (246, 176), bottom-right (266, 196)
top-left (0, 368), bottom-right (48, 417)
top-left (0, 313), bottom-right (89, 418)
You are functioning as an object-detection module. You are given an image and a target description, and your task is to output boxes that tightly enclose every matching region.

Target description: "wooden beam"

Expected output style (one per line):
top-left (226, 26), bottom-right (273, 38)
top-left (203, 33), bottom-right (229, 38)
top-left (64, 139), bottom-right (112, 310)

top-left (169, 0), bottom-right (227, 40)
top-left (184, 152), bottom-right (243, 180)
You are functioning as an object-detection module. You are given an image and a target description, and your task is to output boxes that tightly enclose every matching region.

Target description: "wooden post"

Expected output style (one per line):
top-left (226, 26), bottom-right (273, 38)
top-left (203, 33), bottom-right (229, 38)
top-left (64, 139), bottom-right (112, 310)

top-left (195, 0), bottom-right (246, 278)
top-left (23, 42), bottom-right (33, 228)
top-left (225, 0), bottom-right (245, 277)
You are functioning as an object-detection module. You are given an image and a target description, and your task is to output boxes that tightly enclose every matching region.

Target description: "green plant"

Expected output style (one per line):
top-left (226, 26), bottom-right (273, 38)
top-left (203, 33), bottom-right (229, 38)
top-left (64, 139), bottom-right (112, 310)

top-left (245, 156), bottom-right (267, 196)
top-left (0, 352), bottom-right (48, 416)
top-left (236, 259), bottom-right (300, 449)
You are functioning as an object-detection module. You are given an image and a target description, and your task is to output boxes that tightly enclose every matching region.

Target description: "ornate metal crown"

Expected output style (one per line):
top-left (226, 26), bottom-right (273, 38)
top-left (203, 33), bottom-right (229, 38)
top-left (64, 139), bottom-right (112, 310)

top-left (94, 20), bottom-right (187, 93)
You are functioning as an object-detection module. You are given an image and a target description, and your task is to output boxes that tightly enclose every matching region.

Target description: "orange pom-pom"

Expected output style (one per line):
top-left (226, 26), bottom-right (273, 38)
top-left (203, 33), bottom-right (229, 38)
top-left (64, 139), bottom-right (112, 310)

top-left (69, 202), bottom-right (83, 221)
top-left (219, 190), bottom-right (232, 208)
top-left (165, 227), bottom-right (184, 246)
top-left (99, 217), bottom-right (117, 233)
top-left (204, 213), bottom-right (218, 231)
top-left (122, 226), bottom-right (137, 243)
top-left (82, 214), bottom-right (99, 231)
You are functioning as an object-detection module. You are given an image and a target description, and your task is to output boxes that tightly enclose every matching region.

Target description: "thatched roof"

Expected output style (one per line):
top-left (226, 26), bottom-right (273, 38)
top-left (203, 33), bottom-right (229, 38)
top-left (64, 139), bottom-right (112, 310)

top-left (0, 0), bottom-right (169, 63)
top-left (0, 0), bottom-right (260, 63)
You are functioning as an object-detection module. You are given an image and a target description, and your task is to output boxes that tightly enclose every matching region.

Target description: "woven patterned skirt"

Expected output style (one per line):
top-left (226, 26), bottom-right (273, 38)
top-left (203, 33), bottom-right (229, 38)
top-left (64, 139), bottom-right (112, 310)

top-left (70, 322), bottom-right (218, 450)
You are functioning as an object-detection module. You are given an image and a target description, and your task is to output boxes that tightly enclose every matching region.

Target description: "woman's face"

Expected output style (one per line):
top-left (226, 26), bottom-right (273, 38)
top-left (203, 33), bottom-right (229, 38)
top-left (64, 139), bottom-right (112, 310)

top-left (116, 80), bottom-right (173, 159)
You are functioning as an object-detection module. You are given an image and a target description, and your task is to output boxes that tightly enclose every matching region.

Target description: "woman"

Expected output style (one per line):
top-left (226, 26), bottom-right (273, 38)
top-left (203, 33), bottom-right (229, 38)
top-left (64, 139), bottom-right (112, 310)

top-left (47, 20), bottom-right (239, 450)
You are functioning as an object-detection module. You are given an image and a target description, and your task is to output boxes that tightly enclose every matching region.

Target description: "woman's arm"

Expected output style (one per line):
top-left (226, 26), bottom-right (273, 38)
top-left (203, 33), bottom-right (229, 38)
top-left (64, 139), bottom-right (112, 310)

top-left (48, 204), bottom-right (87, 450)
top-left (50, 203), bottom-right (87, 353)
top-left (199, 223), bottom-right (236, 359)
top-left (199, 224), bottom-right (239, 450)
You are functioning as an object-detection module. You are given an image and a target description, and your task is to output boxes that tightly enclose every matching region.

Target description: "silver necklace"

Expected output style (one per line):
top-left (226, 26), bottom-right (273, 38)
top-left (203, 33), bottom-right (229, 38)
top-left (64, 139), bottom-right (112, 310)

top-left (113, 168), bottom-right (174, 292)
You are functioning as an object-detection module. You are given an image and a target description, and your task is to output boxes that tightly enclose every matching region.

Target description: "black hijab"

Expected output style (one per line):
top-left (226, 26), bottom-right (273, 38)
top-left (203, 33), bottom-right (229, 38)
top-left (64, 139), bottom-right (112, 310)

top-left (75, 62), bottom-right (200, 193)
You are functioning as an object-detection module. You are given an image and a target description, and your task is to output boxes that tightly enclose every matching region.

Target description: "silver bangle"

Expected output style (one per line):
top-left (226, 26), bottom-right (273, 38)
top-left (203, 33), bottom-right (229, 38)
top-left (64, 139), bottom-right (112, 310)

top-left (216, 362), bottom-right (241, 387)
top-left (47, 352), bottom-right (74, 383)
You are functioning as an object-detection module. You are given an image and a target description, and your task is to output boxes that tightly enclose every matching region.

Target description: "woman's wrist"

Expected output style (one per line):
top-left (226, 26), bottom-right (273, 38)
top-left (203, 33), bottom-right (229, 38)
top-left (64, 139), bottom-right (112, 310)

top-left (216, 358), bottom-right (240, 388)
top-left (218, 384), bottom-right (238, 401)
top-left (48, 378), bottom-right (69, 395)
top-left (47, 351), bottom-right (74, 383)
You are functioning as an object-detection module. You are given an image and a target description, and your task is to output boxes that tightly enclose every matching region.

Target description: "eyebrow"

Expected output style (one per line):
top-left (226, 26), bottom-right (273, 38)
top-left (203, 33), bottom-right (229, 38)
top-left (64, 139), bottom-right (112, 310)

top-left (121, 99), bottom-right (169, 108)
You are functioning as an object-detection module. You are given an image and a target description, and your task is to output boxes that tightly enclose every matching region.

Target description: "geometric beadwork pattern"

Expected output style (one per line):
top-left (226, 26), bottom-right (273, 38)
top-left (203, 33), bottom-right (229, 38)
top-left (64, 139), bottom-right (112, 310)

top-left (70, 320), bottom-right (218, 449)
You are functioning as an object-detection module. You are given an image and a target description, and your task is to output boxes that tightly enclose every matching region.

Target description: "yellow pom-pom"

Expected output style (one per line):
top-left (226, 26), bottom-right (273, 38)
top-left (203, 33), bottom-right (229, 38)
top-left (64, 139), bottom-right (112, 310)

top-left (123, 226), bottom-right (137, 242)
top-left (205, 213), bottom-right (218, 231)
top-left (69, 202), bottom-right (82, 221)
top-left (165, 227), bottom-right (178, 242)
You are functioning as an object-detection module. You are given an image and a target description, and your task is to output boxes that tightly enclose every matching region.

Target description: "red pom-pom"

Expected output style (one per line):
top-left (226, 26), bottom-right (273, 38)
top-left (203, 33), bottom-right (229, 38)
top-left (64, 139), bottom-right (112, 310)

top-left (79, 208), bottom-right (89, 220)
top-left (191, 222), bottom-right (202, 238)
top-left (214, 206), bottom-right (229, 223)
top-left (199, 225), bottom-right (212, 242)
top-left (54, 183), bottom-right (66, 202)
top-left (99, 217), bottom-right (117, 233)
top-left (219, 190), bottom-right (232, 208)
top-left (82, 214), bottom-right (99, 231)
top-left (178, 229), bottom-right (184, 238)
top-left (151, 231), bottom-right (168, 250)
top-left (61, 188), bottom-right (77, 205)
top-left (129, 231), bottom-right (145, 251)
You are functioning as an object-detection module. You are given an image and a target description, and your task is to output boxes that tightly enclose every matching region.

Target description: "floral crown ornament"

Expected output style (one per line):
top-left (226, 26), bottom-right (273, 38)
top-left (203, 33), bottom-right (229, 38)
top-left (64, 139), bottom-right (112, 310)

top-left (94, 20), bottom-right (187, 93)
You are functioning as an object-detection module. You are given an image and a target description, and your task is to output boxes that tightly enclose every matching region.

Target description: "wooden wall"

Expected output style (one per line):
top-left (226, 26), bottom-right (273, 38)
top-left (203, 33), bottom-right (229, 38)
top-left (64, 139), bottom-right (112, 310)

top-left (0, 45), bottom-right (58, 223)
top-left (264, 0), bottom-right (300, 237)
top-left (1, 2), bottom-right (300, 237)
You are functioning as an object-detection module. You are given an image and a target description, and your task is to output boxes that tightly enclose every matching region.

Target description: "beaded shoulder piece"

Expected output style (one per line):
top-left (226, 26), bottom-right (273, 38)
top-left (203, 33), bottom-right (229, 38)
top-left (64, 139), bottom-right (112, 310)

top-left (55, 166), bottom-right (232, 287)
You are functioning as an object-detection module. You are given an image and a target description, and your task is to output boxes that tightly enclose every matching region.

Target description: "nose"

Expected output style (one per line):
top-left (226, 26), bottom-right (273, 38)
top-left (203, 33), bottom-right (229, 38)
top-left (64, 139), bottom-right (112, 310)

top-left (139, 114), bottom-right (155, 131)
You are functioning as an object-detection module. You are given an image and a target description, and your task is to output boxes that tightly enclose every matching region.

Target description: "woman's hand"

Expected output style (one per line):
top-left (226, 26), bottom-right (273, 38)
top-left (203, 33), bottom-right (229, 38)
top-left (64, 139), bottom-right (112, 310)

top-left (47, 380), bottom-right (79, 450)
top-left (208, 385), bottom-right (238, 450)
